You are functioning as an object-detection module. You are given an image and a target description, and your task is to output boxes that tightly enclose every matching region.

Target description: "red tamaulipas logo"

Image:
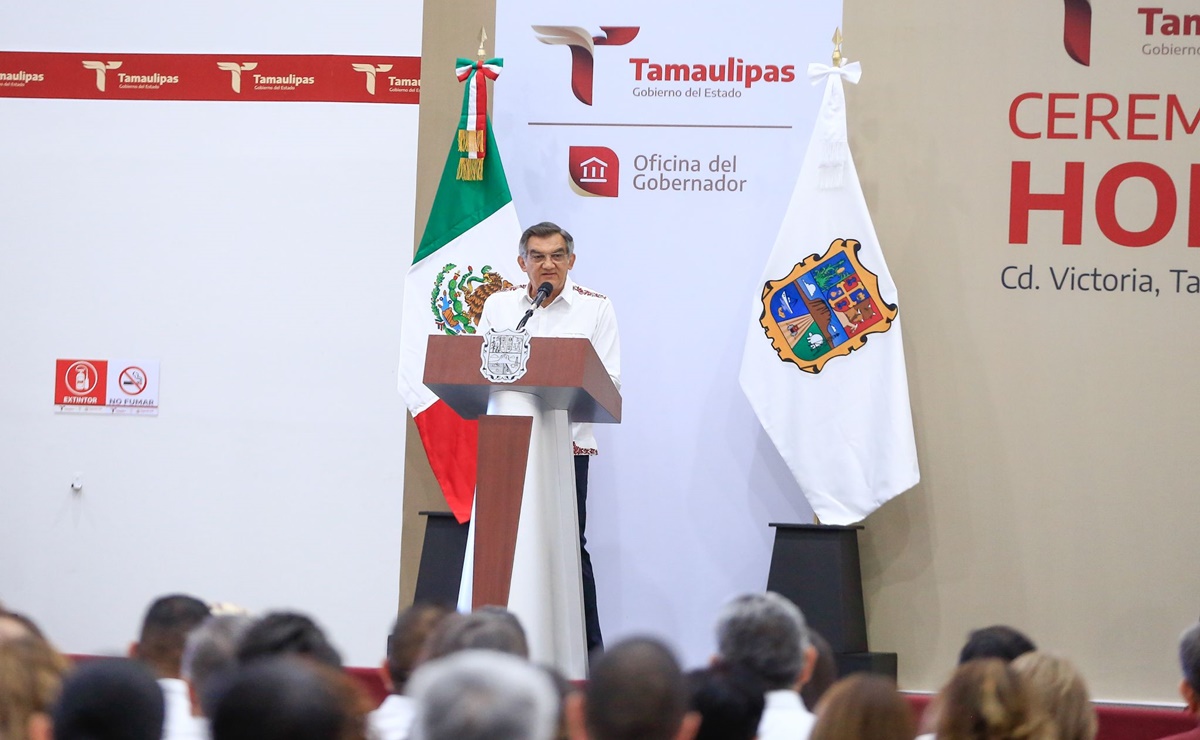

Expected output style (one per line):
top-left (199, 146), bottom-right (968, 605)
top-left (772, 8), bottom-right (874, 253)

top-left (569, 146), bottom-right (620, 197)
top-left (532, 25), bottom-right (640, 105)
top-left (1063, 0), bottom-right (1092, 65)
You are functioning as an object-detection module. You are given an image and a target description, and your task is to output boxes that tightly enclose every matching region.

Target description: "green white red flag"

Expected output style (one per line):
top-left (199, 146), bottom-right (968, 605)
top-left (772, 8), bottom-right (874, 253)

top-left (396, 58), bottom-right (520, 522)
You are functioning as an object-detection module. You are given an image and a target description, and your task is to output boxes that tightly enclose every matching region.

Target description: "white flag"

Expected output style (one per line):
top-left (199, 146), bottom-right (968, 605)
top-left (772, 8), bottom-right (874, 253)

top-left (739, 61), bottom-right (919, 524)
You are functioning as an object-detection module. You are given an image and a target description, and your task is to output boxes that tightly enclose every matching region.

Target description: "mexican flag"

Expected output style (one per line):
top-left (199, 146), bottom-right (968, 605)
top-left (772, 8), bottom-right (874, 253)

top-left (397, 58), bottom-right (520, 522)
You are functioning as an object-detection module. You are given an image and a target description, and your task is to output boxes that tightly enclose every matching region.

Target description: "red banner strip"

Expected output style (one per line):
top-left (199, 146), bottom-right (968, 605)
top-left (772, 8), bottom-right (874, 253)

top-left (0, 51), bottom-right (420, 103)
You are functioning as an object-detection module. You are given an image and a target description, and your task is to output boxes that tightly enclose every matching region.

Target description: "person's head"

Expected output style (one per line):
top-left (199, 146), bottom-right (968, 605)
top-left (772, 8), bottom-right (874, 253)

top-left (131, 594), bottom-right (210, 679)
top-left (384, 603), bottom-right (452, 694)
top-left (517, 222), bottom-right (576, 302)
top-left (715, 592), bottom-right (815, 691)
top-left (1011, 651), bottom-right (1097, 740)
top-left (0, 611), bottom-right (46, 645)
top-left (573, 637), bottom-right (699, 740)
top-left (236, 611), bottom-right (342, 668)
top-left (934, 659), bottom-right (1054, 740)
top-left (53, 658), bottom-right (165, 740)
top-left (407, 649), bottom-right (558, 740)
top-left (424, 606), bottom-right (530, 660)
top-left (208, 656), bottom-right (368, 740)
top-left (182, 614), bottom-right (254, 716)
top-left (957, 625), bottom-right (1037, 665)
top-left (542, 665), bottom-right (577, 740)
top-left (800, 629), bottom-right (837, 711)
top-left (1178, 622), bottom-right (1200, 714)
top-left (810, 673), bottom-right (915, 740)
top-left (685, 665), bottom-right (764, 740)
top-left (0, 635), bottom-right (70, 740)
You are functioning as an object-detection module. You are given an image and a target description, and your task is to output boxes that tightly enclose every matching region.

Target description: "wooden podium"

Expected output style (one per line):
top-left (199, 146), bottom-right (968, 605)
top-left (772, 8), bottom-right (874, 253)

top-left (423, 334), bottom-right (621, 677)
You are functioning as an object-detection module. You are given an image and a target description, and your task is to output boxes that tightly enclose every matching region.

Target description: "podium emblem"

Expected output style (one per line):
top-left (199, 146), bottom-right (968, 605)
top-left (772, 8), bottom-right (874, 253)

top-left (480, 328), bottom-right (532, 383)
top-left (756, 238), bottom-right (897, 374)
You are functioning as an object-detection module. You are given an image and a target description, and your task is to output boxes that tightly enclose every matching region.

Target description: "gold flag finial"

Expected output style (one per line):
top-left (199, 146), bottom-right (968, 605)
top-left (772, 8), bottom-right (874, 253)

top-left (831, 27), bottom-right (843, 68)
top-left (477, 27), bottom-right (488, 59)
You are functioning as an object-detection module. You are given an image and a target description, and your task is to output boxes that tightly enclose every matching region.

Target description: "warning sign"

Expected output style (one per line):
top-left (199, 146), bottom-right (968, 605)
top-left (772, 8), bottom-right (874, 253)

top-left (55, 359), bottom-right (106, 407)
top-left (55, 358), bottom-right (159, 415)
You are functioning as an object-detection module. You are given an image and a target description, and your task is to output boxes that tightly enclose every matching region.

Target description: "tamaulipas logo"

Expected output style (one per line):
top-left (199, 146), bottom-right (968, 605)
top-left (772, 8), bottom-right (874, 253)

top-left (1063, 0), bottom-right (1092, 65)
top-left (81, 61), bottom-right (121, 91)
top-left (351, 63), bottom-right (392, 95)
top-left (217, 62), bottom-right (257, 93)
top-left (757, 239), bottom-right (896, 374)
top-left (532, 25), bottom-right (640, 105)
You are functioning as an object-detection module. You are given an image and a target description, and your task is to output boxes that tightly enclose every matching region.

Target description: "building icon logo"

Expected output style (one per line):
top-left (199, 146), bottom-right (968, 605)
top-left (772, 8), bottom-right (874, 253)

top-left (532, 25), bottom-right (640, 105)
top-left (569, 146), bottom-right (620, 197)
top-left (81, 61), bottom-right (122, 92)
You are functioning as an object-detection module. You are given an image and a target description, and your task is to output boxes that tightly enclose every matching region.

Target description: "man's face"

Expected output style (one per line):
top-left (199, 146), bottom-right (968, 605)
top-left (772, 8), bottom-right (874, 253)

top-left (518, 233), bottom-right (575, 300)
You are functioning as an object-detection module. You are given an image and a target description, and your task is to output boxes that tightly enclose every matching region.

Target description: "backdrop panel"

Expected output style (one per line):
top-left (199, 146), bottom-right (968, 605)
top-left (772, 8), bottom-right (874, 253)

top-left (495, 0), bottom-right (844, 667)
top-left (844, 0), bottom-right (1200, 700)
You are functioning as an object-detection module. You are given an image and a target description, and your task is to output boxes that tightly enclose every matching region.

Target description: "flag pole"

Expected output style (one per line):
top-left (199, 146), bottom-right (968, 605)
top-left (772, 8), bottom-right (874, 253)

top-left (811, 26), bottom-right (844, 529)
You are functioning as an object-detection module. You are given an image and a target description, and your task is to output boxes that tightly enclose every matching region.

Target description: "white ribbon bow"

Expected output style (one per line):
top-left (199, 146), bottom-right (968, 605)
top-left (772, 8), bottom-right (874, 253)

top-left (807, 60), bottom-right (862, 86)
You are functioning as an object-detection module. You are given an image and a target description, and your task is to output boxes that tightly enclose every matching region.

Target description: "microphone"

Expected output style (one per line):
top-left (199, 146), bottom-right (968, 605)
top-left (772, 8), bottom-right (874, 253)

top-left (531, 282), bottom-right (554, 308)
top-left (517, 282), bottom-right (555, 330)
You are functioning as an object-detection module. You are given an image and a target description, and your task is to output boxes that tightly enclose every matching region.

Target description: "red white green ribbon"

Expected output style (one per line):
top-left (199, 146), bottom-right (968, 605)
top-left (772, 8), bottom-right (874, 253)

top-left (454, 57), bottom-right (502, 180)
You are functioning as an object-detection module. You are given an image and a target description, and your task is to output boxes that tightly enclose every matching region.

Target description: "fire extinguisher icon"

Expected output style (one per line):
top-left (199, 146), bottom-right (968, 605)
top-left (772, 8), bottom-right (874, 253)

top-left (75, 366), bottom-right (89, 391)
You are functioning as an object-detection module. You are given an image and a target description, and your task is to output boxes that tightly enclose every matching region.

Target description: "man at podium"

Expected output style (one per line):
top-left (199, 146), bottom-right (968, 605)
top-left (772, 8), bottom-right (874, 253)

top-left (477, 221), bottom-right (621, 654)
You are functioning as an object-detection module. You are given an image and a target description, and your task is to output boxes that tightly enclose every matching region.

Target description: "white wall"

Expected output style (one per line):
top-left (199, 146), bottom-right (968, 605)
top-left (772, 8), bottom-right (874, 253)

top-left (0, 1), bottom-right (421, 666)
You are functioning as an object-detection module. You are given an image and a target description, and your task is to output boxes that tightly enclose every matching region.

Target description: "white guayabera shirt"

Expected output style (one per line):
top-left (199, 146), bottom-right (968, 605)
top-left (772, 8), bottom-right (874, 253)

top-left (478, 277), bottom-right (621, 455)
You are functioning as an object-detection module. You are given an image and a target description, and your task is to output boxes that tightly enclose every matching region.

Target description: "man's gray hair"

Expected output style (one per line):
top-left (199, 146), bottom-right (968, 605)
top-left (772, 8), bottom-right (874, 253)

top-left (181, 614), bottom-right (253, 716)
top-left (715, 592), bottom-right (811, 691)
top-left (408, 649), bottom-right (558, 740)
top-left (519, 222), bottom-right (575, 258)
top-left (1180, 622), bottom-right (1200, 694)
top-left (425, 606), bottom-right (529, 660)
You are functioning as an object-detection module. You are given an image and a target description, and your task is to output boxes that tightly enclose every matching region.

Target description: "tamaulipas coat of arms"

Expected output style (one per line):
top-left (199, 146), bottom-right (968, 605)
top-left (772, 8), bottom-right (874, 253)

top-left (757, 238), bottom-right (897, 374)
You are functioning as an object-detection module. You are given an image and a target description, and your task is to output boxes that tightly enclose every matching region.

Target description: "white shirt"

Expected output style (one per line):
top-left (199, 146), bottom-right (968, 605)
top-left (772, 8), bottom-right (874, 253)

top-left (758, 689), bottom-right (816, 740)
top-left (369, 694), bottom-right (417, 740)
top-left (477, 277), bottom-right (621, 455)
top-left (158, 678), bottom-right (208, 740)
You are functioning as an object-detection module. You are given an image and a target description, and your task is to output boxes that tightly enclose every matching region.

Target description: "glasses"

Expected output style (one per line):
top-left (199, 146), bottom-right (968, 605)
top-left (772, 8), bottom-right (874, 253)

top-left (526, 250), bottom-right (569, 264)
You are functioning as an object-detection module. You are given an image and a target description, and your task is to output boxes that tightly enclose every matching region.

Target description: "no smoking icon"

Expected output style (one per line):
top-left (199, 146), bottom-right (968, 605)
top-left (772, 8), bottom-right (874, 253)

top-left (119, 366), bottom-right (147, 396)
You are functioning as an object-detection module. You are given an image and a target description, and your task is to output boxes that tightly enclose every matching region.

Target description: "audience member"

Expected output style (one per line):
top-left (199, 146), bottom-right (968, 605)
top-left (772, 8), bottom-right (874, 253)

top-left (0, 611), bottom-right (48, 644)
top-left (800, 629), bottom-right (837, 712)
top-left (715, 592), bottom-right (818, 740)
top-left (932, 658), bottom-right (1054, 740)
top-left (53, 658), bottom-right (165, 740)
top-left (957, 625), bottom-right (1037, 665)
top-left (371, 603), bottom-right (452, 740)
top-left (1011, 651), bottom-right (1096, 740)
top-left (181, 614), bottom-right (254, 718)
top-left (407, 649), bottom-right (558, 740)
top-left (236, 610), bottom-right (343, 668)
top-left (810, 673), bottom-right (915, 740)
top-left (542, 665), bottom-right (577, 740)
top-left (1156, 622), bottom-right (1200, 740)
top-left (686, 665), bottom-right (764, 740)
top-left (570, 636), bottom-right (699, 740)
top-left (131, 594), bottom-right (211, 740)
top-left (424, 606), bottom-right (530, 660)
top-left (208, 655), bottom-right (368, 740)
top-left (0, 635), bottom-right (70, 740)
